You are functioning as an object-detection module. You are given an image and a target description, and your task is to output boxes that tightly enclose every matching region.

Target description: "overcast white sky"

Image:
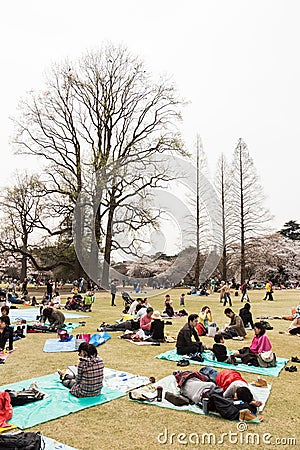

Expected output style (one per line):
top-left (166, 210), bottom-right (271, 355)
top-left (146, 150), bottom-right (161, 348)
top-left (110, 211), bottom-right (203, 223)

top-left (1, 0), bottom-right (299, 231)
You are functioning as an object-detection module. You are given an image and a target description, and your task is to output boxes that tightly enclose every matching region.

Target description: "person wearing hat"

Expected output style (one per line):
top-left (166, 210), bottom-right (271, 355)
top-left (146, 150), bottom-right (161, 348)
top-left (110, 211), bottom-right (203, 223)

top-left (149, 310), bottom-right (165, 342)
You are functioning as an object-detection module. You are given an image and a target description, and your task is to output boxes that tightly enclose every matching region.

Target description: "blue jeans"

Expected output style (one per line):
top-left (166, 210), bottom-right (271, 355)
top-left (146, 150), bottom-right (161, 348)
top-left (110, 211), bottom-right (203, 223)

top-left (199, 366), bottom-right (218, 383)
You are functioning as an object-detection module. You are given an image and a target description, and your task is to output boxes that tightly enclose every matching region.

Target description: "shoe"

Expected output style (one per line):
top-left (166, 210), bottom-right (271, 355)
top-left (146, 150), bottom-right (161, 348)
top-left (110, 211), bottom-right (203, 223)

top-left (229, 355), bottom-right (238, 365)
top-left (177, 359), bottom-right (190, 367)
top-left (29, 381), bottom-right (39, 391)
top-left (189, 352), bottom-right (204, 362)
top-left (291, 356), bottom-right (300, 363)
top-left (285, 366), bottom-right (298, 372)
top-left (165, 391), bottom-right (190, 407)
top-left (252, 377), bottom-right (268, 387)
top-left (239, 409), bottom-right (262, 422)
top-left (97, 327), bottom-right (104, 332)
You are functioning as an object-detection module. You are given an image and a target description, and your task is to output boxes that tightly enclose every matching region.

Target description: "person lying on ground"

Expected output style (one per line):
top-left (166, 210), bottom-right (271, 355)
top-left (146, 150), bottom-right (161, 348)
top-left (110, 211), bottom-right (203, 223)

top-left (239, 302), bottom-right (254, 329)
top-left (221, 308), bottom-right (246, 340)
top-left (213, 368), bottom-right (261, 405)
top-left (58, 342), bottom-right (104, 398)
top-left (98, 318), bottom-right (140, 332)
top-left (174, 369), bottom-right (261, 421)
top-left (282, 305), bottom-right (300, 320)
top-left (42, 307), bottom-right (65, 331)
top-left (176, 314), bottom-right (204, 355)
top-left (0, 315), bottom-right (13, 351)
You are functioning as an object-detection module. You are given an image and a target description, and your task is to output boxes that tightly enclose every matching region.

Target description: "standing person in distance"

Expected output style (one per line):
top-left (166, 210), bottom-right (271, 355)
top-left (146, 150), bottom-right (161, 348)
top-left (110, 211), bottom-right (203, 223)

top-left (110, 281), bottom-right (117, 307)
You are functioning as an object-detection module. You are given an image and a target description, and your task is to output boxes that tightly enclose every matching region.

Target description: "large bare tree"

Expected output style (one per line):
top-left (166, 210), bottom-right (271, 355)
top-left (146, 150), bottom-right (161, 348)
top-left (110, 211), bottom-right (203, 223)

top-left (13, 44), bottom-right (185, 286)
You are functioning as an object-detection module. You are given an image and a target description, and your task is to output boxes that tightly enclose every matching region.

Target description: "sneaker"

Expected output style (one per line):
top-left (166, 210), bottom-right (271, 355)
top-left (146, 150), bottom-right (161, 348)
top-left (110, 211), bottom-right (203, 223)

top-left (252, 377), bottom-right (268, 387)
top-left (29, 381), bottom-right (39, 391)
top-left (239, 409), bottom-right (260, 422)
top-left (291, 356), bottom-right (300, 363)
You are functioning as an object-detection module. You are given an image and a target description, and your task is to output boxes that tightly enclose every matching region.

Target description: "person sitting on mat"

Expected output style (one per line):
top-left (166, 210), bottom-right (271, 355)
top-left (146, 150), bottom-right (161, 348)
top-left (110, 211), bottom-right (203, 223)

top-left (42, 307), bottom-right (65, 331)
top-left (58, 342), bottom-right (104, 397)
top-left (148, 311), bottom-right (165, 342)
top-left (239, 302), bottom-right (254, 329)
top-left (176, 314), bottom-right (204, 355)
top-left (210, 333), bottom-right (236, 364)
top-left (233, 322), bottom-right (272, 365)
top-left (221, 308), bottom-right (246, 340)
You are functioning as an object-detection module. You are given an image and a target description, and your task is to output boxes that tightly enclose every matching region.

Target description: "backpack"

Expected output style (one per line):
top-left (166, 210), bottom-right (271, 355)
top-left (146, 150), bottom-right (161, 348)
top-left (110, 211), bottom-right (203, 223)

top-left (6, 389), bottom-right (45, 406)
top-left (0, 432), bottom-right (44, 449)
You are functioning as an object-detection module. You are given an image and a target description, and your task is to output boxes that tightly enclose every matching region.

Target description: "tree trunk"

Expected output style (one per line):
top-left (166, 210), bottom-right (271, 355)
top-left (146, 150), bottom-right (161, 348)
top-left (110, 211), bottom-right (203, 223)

top-left (239, 142), bottom-right (246, 283)
top-left (101, 197), bottom-right (116, 289)
top-left (221, 159), bottom-right (227, 281)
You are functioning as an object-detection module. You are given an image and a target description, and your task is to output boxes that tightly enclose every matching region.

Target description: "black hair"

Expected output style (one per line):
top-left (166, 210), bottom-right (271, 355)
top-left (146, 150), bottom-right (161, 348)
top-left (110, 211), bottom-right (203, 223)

top-left (146, 307), bottom-right (154, 314)
top-left (253, 322), bottom-right (266, 336)
top-left (136, 298), bottom-right (143, 302)
top-left (224, 308), bottom-right (233, 315)
top-left (78, 342), bottom-right (98, 357)
top-left (236, 386), bottom-right (253, 404)
top-left (214, 333), bottom-right (224, 343)
top-left (0, 315), bottom-right (10, 326)
top-left (1, 306), bottom-right (9, 315)
top-left (244, 303), bottom-right (251, 310)
top-left (201, 305), bottom-right (210, 312)
top-left (42, 307), bottom-right (53, 317)
top-left (188, 313), bottom-right (199, 323)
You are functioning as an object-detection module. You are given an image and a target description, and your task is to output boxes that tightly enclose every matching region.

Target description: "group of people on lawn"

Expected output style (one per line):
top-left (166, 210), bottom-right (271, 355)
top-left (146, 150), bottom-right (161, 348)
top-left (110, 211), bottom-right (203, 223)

top-left (1, 284), bottom-right (298, 424)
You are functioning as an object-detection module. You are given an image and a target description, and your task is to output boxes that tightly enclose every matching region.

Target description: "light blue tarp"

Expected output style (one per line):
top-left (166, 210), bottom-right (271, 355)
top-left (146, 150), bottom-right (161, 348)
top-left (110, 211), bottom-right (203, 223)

top-left (0, 373), bottom-right (125, 429)
top-left (43, 332), bottom-right (112, 352)
top-left (155, 349), bottom-right (288, 377)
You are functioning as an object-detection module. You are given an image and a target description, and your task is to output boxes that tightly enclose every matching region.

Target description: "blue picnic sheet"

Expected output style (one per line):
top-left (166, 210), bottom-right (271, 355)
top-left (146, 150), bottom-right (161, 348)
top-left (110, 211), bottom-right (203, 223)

top-left (0, 373), bottom-right (125, 429)
top-left (43, 332), bottom-right (111, 352)
top-left (155, 349), bottom-right (288, 377)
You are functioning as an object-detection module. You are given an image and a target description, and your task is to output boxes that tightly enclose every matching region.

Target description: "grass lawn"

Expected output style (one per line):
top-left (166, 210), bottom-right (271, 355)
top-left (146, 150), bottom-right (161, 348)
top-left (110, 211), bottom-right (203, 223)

top-left (3, 287), bottom-right (300, 449)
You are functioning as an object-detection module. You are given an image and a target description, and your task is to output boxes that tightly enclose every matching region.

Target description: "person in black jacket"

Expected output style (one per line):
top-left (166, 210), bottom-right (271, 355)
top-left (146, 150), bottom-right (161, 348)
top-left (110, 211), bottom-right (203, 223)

top-left (176, 314), bottom-right (204, 355)
top-left (149, 311), bottom-right (165, 341)
top-left (239, 303), bottom-right (254, 329)
top-left (0, 315), bottom-right (13, 351)
top-left (211, 333), bottom-right (236, 364)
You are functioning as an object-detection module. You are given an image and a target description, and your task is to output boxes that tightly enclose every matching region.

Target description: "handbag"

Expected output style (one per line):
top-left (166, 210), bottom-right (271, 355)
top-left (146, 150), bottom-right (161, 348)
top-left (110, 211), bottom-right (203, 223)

top-left (257, 350), bottom-right (276, 368)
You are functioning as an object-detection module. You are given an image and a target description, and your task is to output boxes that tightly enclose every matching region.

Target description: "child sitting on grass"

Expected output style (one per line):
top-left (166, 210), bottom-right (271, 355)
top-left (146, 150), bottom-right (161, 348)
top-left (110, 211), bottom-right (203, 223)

top-left (211, 333), bottom-right (237, 364)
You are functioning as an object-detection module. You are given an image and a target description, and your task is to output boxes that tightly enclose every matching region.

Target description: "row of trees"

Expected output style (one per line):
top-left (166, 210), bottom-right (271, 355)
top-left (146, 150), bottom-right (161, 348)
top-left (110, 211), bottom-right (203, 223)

top-left (0, 43), bottom-right (296, 285)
